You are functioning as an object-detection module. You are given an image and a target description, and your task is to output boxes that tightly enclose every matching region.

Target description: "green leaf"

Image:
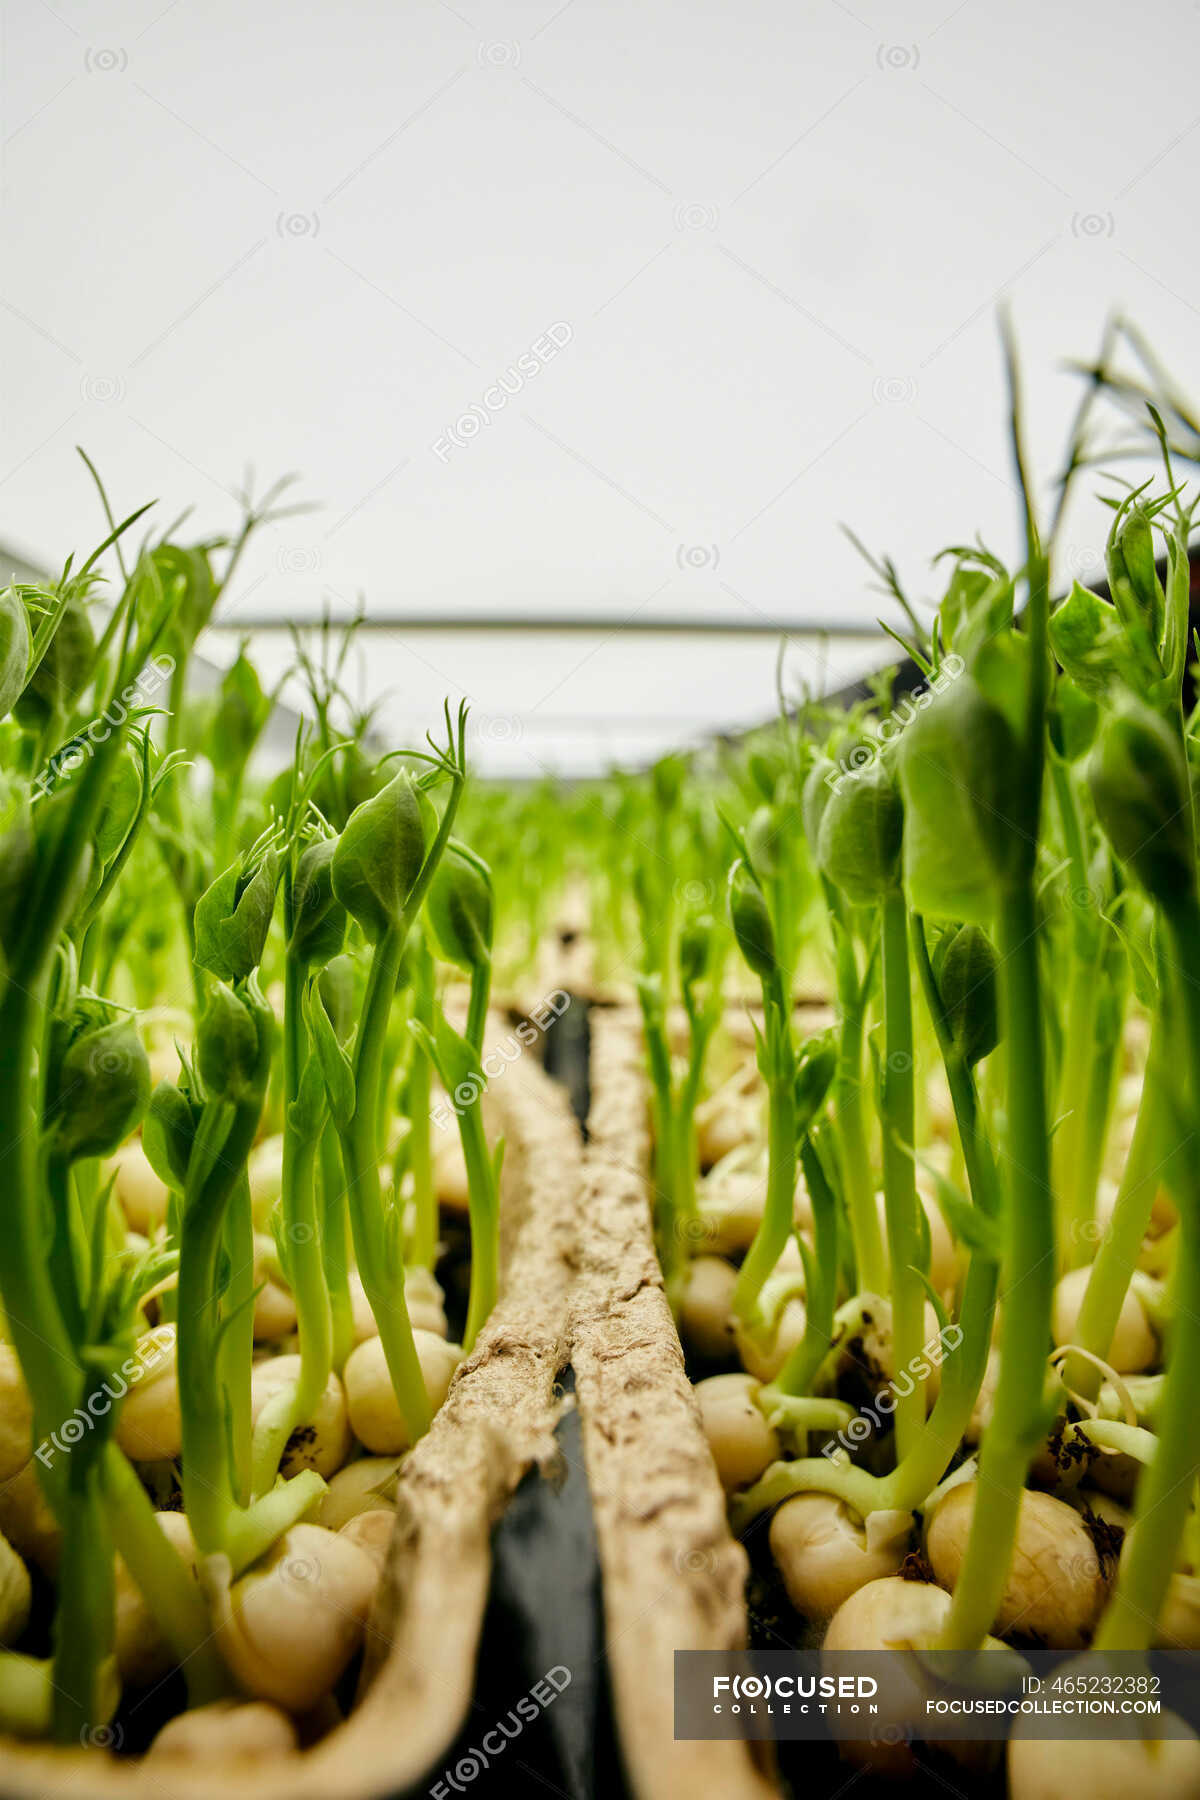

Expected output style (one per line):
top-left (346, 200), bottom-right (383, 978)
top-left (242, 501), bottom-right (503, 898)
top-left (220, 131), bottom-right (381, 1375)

top-left (972, 630), bottom-right (1031, 745)
top-left (747, 750), bottom-right (778, 802)
top-left (194, 849), bottom-right (279, 981)
top-left (153, 543), bottom-right (216, 650)
top-left (937, 563), bottom-right (998, 654)
top-left (142, 1080), bottom-right (199, 1192)
top-left (745, 804), bottom-right (781, 882)
top-left (308, 980), bottom-right (355, 1129)
top-left (815, 756), bottom-right (902, 903)
top-left (93, 742), bottom-right (144, 868)
top-left (1048, 675), bottom-right (1100, 763)
top-left (287, 1051), bottom-right (328, 1142)
top-left (288, 837), bottom-right (346, 969)
top-left (1105, 902), bottom-right (1158, 1009)
top-left (0, 588), bottom-right (31, 721)
top-left (652, 753), bottom-right (686, 814)
top-left (728, 860), bottom-right (777, 982)
top-left (912, 1264), bottom-right (950, 1338)
top-left (413, 1008), bottom-right (485, 1106)
top-left (921, 1159), bottom-right (1002, 1263)
top-left (792, 1229), bottom-right (820, 1305)
top-left (208, 644), bottom-right (272, 772)
top-left (1089, 700), bottom-right (1196, 909)
top-left (47, 1011), bottom-right (151, 1162)
top-left (897, 673), bottom-right (1024, 922)
top-left (426, 840), bottom-right (493, 973)
top-left (14, 594), bottom-right (95, 731)
top-left (793, 1031), bottom-right (837, 1135)
top-left (197, 980), bottom-right (271, 1108)
top-left (801, 754), bottom-right (836, 851)
top-left (332, 770), bottom-right (425, 941)
top-left (932, 924), bottom-right (1000, 1067)
top-left (1162, 528), bottom-right (1191, 691)
top-left (317, 953), bottom-right (357, 1044)
top-left (1049, 580), bottom-right (1133, 698)
top-left (678, 913), bottom-right (714, 992)
top-left (1109, 503), bottom-right (1164, 647)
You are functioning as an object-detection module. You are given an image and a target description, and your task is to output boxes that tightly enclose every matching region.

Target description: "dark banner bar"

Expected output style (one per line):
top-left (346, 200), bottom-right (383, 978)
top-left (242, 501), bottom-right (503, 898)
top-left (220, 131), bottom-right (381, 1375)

top-left (675, 1649), bottom-right (1200, 1743)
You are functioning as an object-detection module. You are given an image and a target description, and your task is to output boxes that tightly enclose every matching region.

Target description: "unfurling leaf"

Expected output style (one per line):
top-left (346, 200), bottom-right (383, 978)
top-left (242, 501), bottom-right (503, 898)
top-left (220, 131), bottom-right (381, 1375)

top-left (331, 770), bottom-right (425, 941)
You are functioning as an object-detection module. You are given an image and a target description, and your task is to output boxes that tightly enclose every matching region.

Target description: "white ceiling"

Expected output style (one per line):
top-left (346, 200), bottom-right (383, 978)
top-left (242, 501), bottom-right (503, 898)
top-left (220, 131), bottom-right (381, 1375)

top-left (3, 0), bottom-right (1199, 774)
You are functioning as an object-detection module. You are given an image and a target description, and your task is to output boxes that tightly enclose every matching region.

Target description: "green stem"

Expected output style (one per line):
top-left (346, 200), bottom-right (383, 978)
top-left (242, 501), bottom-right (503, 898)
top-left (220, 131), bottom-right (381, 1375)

top-left (282, 1124), bottom-right (330, 1407)
top-left (251, 953), bottom-right (334, 1495)
top-left (0, 965), bottom-right (223, 1716)
top-left (458, 1098), bottom-right (499, 1353)
top-left (465, 959), bottom-right (489, 1057)
top-left (760, 1396), bottom-right (856, 1437)
top-left (769, 1136), bottom-right (839, 1398)
top-left (223, 1470), bottom-right (325, 1577)
top-left (178, 1087), bottom-right (323, 1572)
top-left (44, 1152), bottom-right (86, 1347)
top-left (0, 975), bottom-right (78, 1483)
top-left (250, 1128), bottom-right (329, 1495)
top-left (339, 926), bottom-right (430, 1440)
top-left (732, 992), bottom-right (795, 1325)
top-left (731, 1454), bottom-right (882, 1535)
top-left (675, 1019), bottom-right (709, 1232)
top-left (165, 647), bottom-right (189, 761)
top-left (668, 1097), bottom-right (698, 1296)
top-left (878, 918), bottom-right (1004, 1513)
top-left (743, 1041), bottom-right (1002, 1529)
top-left (879, 889), bottom-right (923, 1461)
top-left (282, 935), bottom-right (304, 1101)
top-left (938, 881), bottom-right (1055, 1651)
top-left (456, 959), bottom-right (499, 1353)
top-left (220, 1174), bottom-right (255, 1506)
top-left (1096, 899), bottom-right (1200, 1650)
top-left (407, 938), bottom-right (437, 1269)
top-left (1079, 979), bottom-right (1124, 1220)
top-left (1066, 1038), bottom-right (1165, 1402)
top-left (320, 1124), bottom-right (353, 1372)
top-left (832, 936), bottom-right (886, 1293)
top-left (638, 990), bottom-right (678, 1279)
top-left (51, 1480), bottom-right (114, 1744)
top-left (177, 1102), bottom-right (247, 1553)
top-left (768, 862), bottom-right (795, 1011)
top-left (0, 724), bottom-right (226, 1713)
top-left (1053, 952), bottom-right (1101, 1266)
top-left (882, 1232), bottom-right (997, 1511)
top-left (101, 1445), bottom-right (226, 1703)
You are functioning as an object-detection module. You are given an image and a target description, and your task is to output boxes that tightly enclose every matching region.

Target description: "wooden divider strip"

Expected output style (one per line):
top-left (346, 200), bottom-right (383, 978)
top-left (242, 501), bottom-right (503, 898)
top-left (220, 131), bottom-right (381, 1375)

top-left (569, 1007), bottom-right (778, 1800)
